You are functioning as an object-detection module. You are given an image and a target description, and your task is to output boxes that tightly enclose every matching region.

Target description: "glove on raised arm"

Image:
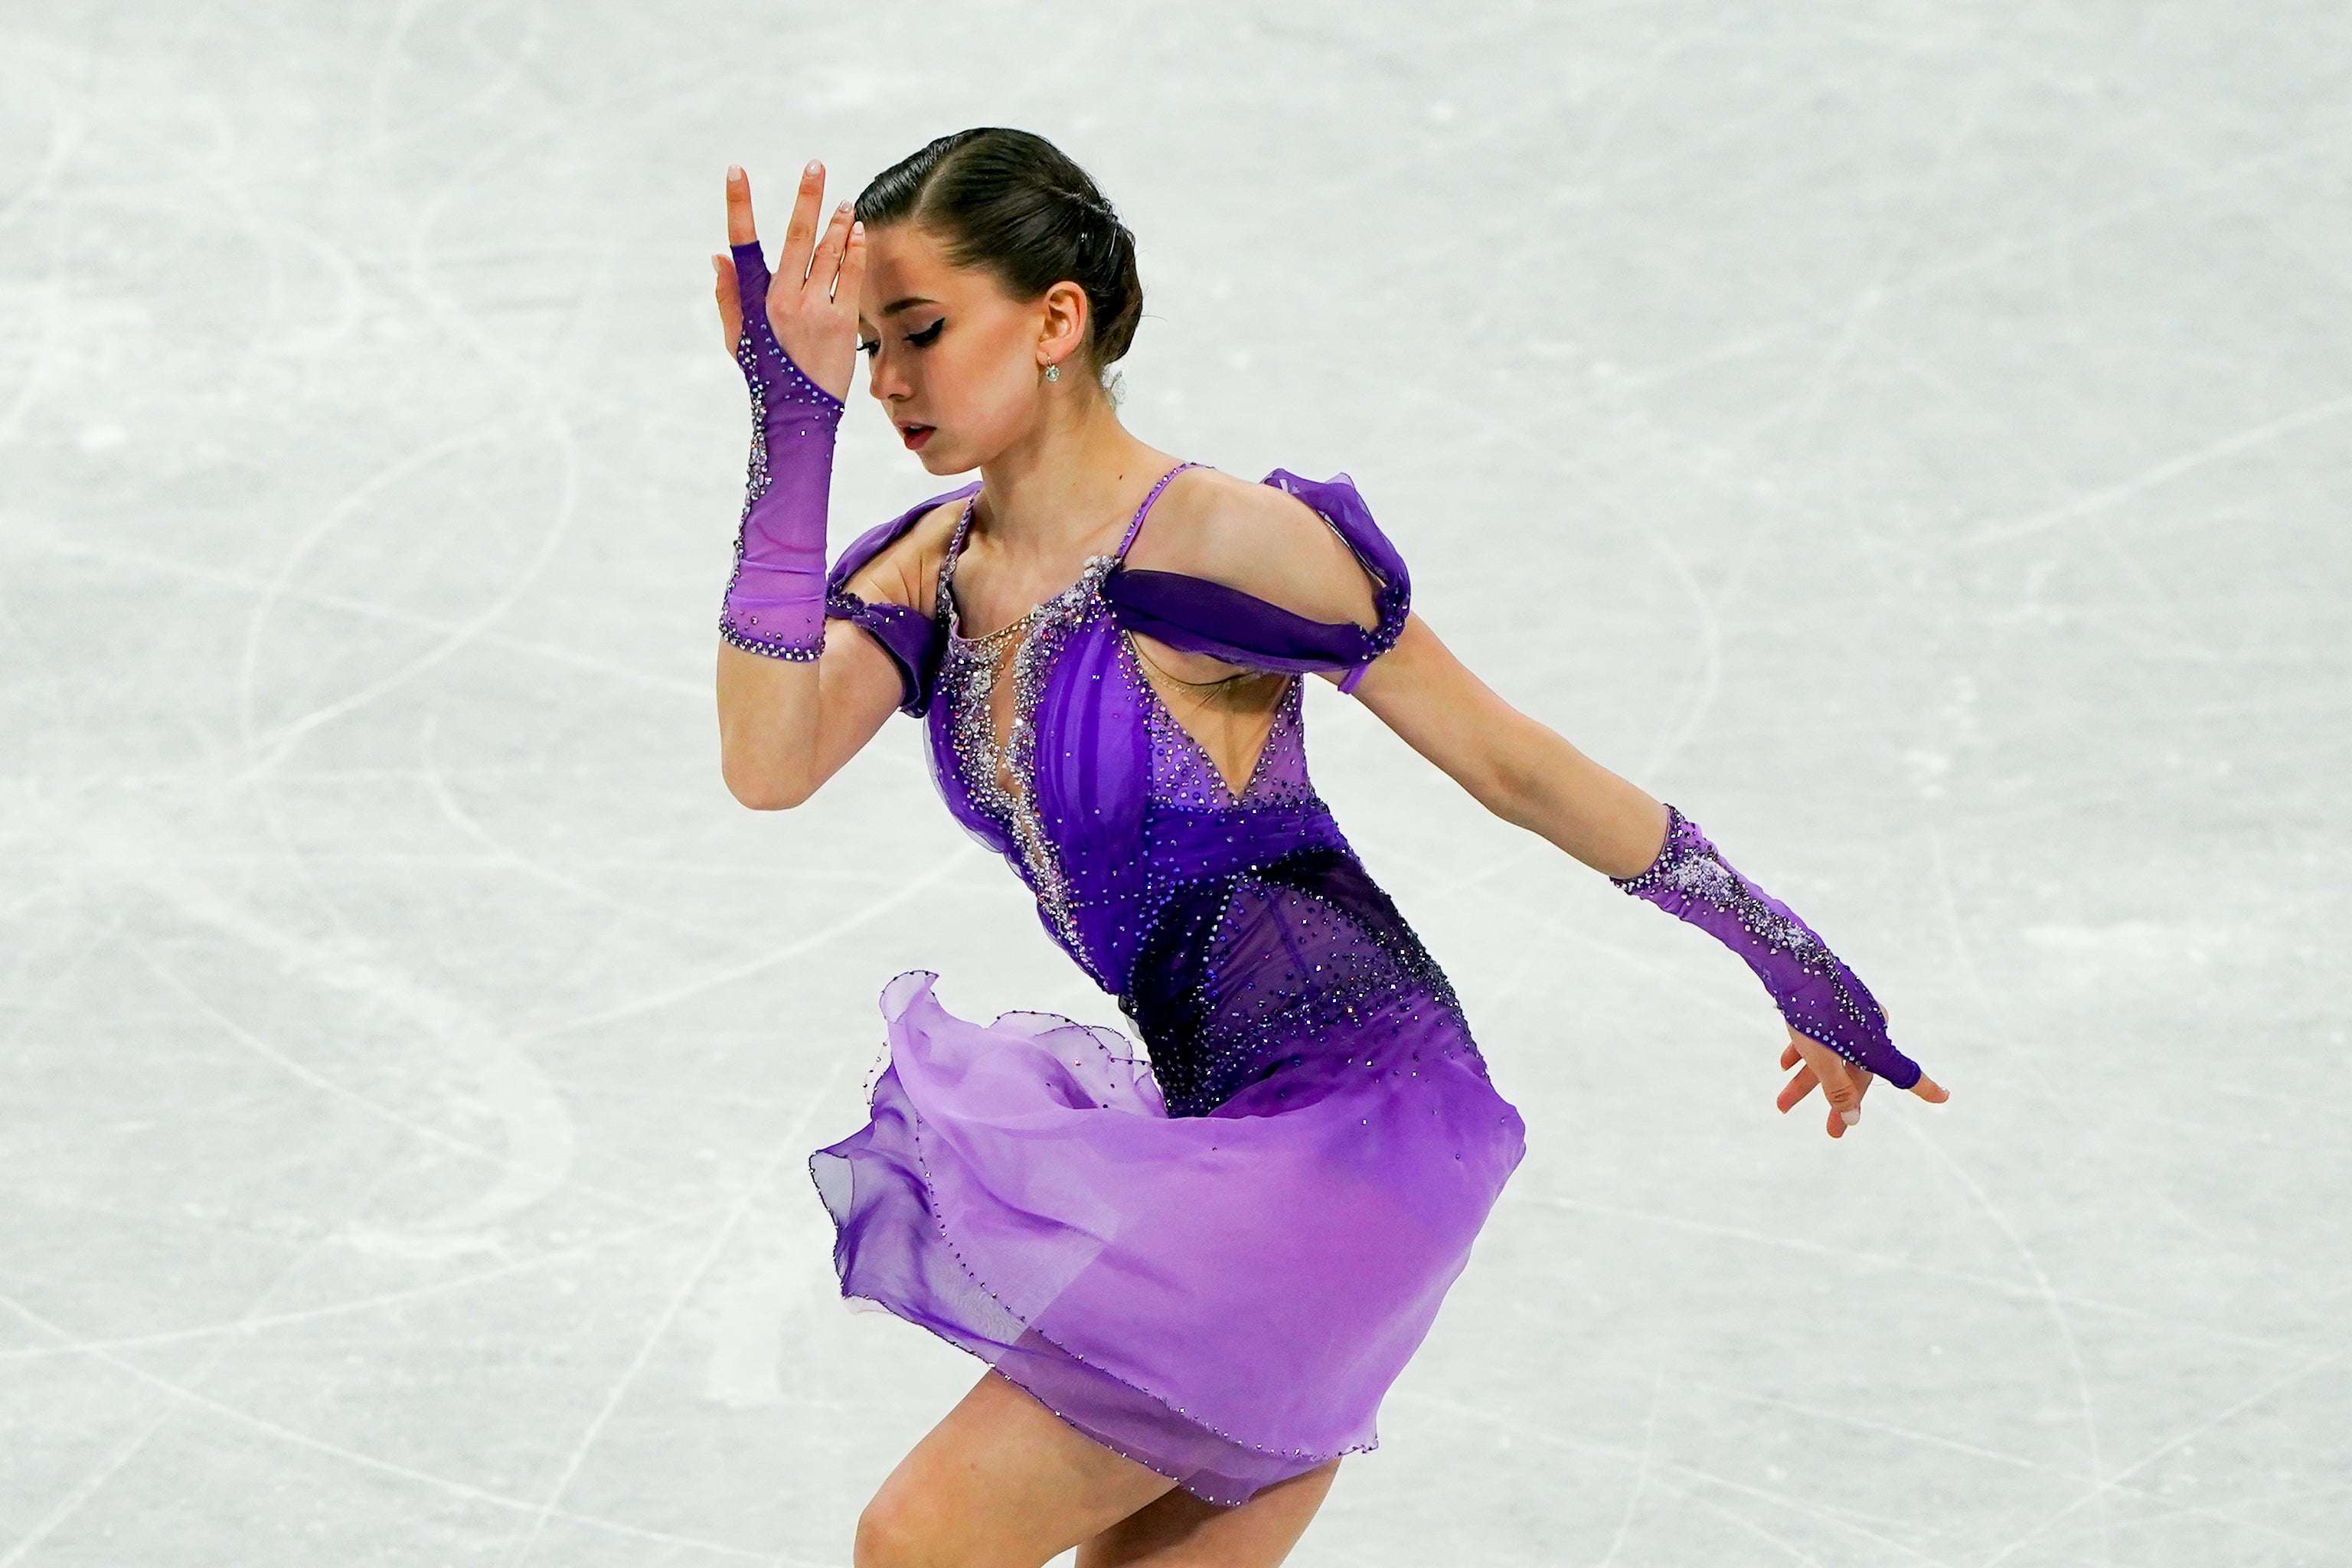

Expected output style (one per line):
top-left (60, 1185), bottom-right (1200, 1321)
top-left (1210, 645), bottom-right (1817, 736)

top-left (1615, 805), bottom-right (1921, 1089)
top-left (717, 238), bottom-right (845, 662)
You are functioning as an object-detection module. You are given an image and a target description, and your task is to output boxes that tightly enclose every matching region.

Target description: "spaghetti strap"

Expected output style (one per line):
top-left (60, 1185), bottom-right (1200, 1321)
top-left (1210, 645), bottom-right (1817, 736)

top-left (933, 491), bottom-right (983, 627)
top-left (943, 490), bottom-right (982, 564)
top-left (1115, 462), bottom-right (1203, 558)
top-left (942, 466), bottom-right (1197, 642)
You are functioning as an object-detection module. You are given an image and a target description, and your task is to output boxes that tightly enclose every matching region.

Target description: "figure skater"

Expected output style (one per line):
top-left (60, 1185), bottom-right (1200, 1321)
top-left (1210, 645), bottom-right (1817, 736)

top-left (707, 127), bottom-right (1948, 1568)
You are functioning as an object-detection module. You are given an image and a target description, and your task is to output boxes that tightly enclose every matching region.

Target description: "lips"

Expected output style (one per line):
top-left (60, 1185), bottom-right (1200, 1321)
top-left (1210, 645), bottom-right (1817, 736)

top-left (898, 423), bottom-right (934, 450)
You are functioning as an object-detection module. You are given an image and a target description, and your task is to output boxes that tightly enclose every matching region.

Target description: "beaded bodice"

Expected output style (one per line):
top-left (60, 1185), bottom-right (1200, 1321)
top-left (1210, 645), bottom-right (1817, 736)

top-left (929, 471), bottom-right (1332, 995)
top-left (830, 462), bottom-right (1462, 1115)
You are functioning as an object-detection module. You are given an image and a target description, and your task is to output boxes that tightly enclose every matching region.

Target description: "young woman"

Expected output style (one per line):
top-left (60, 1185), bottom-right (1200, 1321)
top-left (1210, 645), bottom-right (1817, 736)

top-left (710, 128), bottom-right (1948, 1568)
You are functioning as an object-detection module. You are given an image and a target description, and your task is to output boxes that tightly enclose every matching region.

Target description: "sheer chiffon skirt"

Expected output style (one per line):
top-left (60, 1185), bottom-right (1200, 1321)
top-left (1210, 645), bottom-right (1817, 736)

top-left (807, 969), bottom-right (1528, 1507)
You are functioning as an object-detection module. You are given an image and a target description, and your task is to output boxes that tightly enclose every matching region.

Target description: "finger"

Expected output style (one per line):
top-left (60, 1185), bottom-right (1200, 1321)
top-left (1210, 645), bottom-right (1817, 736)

top-left (1776, 1063), bottom-right (1818, 1115)
top-left (726, 164), bottom-right (757, 247)
top-left (782, 158), bottom-right (826, 282)
top-left (808, 200), bottom-right (854, 296)
top-left (729, 242), bottom-right (773, 352)
top-left (712, 254), bottom-right (742, 351)
top-left (835, 216), bottom-right (867, 311)
top-left (1817, 1058), bottom-right (1864, 1124)
top-left (1787, 1027), bottom-right (1870, 1124)
top-left (722, 168), bottom-right (778, 345)
top-left (1908, 1072), bottom-right (1952, 1104)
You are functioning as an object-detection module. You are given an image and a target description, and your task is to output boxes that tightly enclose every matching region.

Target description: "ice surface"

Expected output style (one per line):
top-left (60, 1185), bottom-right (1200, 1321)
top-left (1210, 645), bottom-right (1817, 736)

top-left (3, 3), bottom-right (2347, 1564)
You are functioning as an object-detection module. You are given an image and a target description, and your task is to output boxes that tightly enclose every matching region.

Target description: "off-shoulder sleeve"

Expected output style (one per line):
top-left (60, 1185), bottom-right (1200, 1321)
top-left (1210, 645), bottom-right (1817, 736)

top-left (1100, 469), bottom-right (1411, 693)
top-left (822, 482), bottom-right (978, 717)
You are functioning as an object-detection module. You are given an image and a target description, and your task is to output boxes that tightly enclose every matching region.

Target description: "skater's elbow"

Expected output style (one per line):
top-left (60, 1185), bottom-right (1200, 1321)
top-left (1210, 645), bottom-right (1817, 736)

top-left (722, 758), bottom-right (818, 811)
top-left (1463, 750), bottom-right (1557, 836)
top-left (734, 784), bottom-right (815, 812)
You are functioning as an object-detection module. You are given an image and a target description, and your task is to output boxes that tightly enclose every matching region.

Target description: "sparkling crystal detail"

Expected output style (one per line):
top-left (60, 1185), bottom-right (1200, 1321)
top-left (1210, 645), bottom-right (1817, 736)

top-left (937, 496), bottom-right (1118, 982)
top-left (1614, 804), bottom-right (1896, 1075)
top-left (717, 328), bottom-right (828, 660)
top-left (928, 479), bottom-right (1495, 1112)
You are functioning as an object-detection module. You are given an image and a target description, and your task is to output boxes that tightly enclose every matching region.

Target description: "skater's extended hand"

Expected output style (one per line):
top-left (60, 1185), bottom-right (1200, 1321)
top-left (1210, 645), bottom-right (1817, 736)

top-left (713, 161), bottom-right (864, 403)
top-left (1777, 1004), bottom-right (1949, 1138)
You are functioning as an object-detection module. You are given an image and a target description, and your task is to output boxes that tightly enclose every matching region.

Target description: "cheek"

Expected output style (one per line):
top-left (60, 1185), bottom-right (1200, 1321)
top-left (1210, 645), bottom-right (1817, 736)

top-left (933, 334), bottom-right (1036, 430)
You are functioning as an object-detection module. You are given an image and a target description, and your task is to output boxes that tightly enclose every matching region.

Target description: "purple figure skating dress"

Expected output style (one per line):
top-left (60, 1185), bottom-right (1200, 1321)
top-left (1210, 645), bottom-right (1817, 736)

top-left (806, 461), bottom-right (1530, 1507)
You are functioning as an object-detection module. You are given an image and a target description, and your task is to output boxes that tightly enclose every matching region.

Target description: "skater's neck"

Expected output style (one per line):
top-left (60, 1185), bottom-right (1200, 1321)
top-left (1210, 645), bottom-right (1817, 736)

top-left (969, 398), bottom-right (1179, 561)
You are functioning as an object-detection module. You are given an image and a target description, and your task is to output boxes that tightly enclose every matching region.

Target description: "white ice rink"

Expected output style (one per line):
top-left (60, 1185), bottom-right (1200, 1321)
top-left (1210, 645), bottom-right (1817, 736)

top-left (4, 4), bottom-right (2347, 1563)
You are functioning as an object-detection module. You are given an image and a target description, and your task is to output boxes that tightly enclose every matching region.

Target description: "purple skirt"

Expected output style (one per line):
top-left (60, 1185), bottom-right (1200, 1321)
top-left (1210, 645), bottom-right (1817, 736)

top-left (808, 969), bottom-right (1527, 1506)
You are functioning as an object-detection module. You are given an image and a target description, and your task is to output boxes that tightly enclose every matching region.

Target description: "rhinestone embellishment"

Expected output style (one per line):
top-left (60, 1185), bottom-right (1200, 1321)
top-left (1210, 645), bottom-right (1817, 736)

top-left (717, 328), bottom-right (827, 661)
top-left (1613, 804), bottom-right (1885, 1068)
top-left (937, 498), bottom-right (1118, 982)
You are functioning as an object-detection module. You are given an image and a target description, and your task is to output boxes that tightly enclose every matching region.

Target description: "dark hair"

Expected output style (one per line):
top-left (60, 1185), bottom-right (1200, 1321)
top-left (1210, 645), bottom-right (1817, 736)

top-left (855, 128), bottom-right (1143, 375)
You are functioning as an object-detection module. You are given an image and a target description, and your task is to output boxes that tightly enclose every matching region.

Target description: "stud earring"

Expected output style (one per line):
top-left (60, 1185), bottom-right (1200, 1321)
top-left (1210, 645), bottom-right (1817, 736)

top-left (1043, 362), bottom-right (1061, 383)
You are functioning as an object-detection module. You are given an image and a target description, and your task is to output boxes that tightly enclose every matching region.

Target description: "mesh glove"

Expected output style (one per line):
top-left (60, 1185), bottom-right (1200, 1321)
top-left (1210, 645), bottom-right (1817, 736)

top-left (1615, 805), bottom-right (1921, 1089)
top-left (717, 237), bottom-right (845, 661)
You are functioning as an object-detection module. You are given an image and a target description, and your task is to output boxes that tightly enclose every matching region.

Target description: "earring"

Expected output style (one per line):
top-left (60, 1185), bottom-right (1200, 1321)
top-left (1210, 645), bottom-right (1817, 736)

top-left (1043, 362), bottom-right (1061, 383)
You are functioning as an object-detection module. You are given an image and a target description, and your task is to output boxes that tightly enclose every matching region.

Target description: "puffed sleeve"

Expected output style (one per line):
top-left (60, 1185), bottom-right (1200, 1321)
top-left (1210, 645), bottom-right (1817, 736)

top-left (822, 483), bottom-right (978, 717)
top-left (1099, 470), bottom-right (1410, 693)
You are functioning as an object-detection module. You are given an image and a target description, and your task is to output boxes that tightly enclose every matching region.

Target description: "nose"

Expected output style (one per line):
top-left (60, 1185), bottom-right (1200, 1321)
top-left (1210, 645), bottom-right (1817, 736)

top-left (866, 349), bottom-right (908, 403)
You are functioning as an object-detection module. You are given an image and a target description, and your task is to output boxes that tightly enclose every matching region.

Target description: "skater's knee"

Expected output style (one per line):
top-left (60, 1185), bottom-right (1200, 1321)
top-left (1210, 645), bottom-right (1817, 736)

top-left (854, 1488), bottom-right (957, 1568)
top-left (852, 1494), bottom-right (915, 1568)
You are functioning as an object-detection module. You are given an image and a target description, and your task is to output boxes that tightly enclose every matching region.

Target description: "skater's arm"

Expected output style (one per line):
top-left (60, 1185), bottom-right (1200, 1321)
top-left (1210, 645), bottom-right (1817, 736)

top-left (1349, 616), bottom-right (1944, 1106)
top-left (717, 509), bottom-right (956, 808)
top-left (709, 159), bottom-right (913, 811)
top-left (1138, 472), bottom-right (1942, 1113)
top-left (1121, 478), bottom-right (1669, 877)
top-left (716, 623), bottom-right (903, 809)
top-left (1343, 616), bottom-right (1671, 878)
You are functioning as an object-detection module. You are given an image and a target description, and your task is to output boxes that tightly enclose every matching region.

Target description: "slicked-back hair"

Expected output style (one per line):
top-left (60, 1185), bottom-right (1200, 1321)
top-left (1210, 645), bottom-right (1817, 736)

top-left (856, 127), bottom-right (1144, 375)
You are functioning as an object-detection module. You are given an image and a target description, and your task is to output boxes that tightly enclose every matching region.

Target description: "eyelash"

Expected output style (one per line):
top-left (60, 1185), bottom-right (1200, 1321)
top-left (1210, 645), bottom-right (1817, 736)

top-left (861, 318), bottom-right (946, 357)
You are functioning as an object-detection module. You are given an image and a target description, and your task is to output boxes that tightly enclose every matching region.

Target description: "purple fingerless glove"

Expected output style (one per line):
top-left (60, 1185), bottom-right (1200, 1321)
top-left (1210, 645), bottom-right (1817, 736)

top-left (717, 238), bottom-right (846, 662)
top-left (1614, 805), bottom-right (1922, 1089)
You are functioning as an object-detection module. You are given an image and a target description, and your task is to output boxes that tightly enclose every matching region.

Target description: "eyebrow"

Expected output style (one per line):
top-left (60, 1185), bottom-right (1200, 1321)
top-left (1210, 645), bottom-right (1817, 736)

top-left (879, 296), bottom-right (936, 316)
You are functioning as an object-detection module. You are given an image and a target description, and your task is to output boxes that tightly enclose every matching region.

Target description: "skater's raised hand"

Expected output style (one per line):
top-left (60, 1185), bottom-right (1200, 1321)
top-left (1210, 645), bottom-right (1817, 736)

top-left (713, 161), bottom-right (864, 403)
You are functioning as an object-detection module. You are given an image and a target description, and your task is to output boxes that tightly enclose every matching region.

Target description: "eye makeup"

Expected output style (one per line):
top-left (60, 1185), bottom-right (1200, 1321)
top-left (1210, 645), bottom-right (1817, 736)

top-left (859, 317), bottom-right (946, 358)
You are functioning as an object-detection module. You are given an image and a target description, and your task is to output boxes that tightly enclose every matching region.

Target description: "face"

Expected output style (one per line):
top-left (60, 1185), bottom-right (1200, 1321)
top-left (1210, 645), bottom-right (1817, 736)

top-left (856, 223), bottom-right (1091, 475)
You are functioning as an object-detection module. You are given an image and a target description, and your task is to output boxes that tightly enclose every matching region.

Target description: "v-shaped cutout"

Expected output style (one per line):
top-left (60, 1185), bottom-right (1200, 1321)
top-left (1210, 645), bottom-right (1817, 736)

top-left (1123, 629), bottom-right (1293, 804)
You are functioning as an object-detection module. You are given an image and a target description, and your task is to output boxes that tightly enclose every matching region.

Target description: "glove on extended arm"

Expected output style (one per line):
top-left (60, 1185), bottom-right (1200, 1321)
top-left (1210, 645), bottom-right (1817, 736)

top-left (717, 238), bottom-right (845, 661)
top-left (1614, 805), bottom-right (1921, 1089)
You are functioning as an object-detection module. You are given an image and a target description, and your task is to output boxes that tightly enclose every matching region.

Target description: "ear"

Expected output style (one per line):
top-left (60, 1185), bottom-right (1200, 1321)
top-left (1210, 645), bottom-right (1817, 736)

top-left (1037, 280), bottom-right (1090, 371)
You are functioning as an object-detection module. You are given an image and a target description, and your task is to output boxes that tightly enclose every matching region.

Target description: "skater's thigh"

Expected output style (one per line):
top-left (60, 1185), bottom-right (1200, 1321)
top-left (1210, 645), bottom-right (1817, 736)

top-left (857, 1369), bottom-right (1178, 1568)
top-left (1077, 1456), bottom-right (1341, 1568)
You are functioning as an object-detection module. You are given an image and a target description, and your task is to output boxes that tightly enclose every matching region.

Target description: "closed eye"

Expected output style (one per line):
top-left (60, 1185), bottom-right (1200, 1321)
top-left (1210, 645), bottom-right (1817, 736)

top-left (859, 318), bottom-right (945, 358)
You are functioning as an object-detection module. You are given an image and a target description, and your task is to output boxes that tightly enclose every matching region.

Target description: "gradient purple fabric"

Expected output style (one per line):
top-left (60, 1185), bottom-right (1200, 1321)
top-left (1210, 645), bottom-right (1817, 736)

top-left (808, 464), bottom-right (1529, 1505)
top-left (716, 240), bottom-right (844, 661)
top-left (1613, 805), bottom-right (1922, 1089)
